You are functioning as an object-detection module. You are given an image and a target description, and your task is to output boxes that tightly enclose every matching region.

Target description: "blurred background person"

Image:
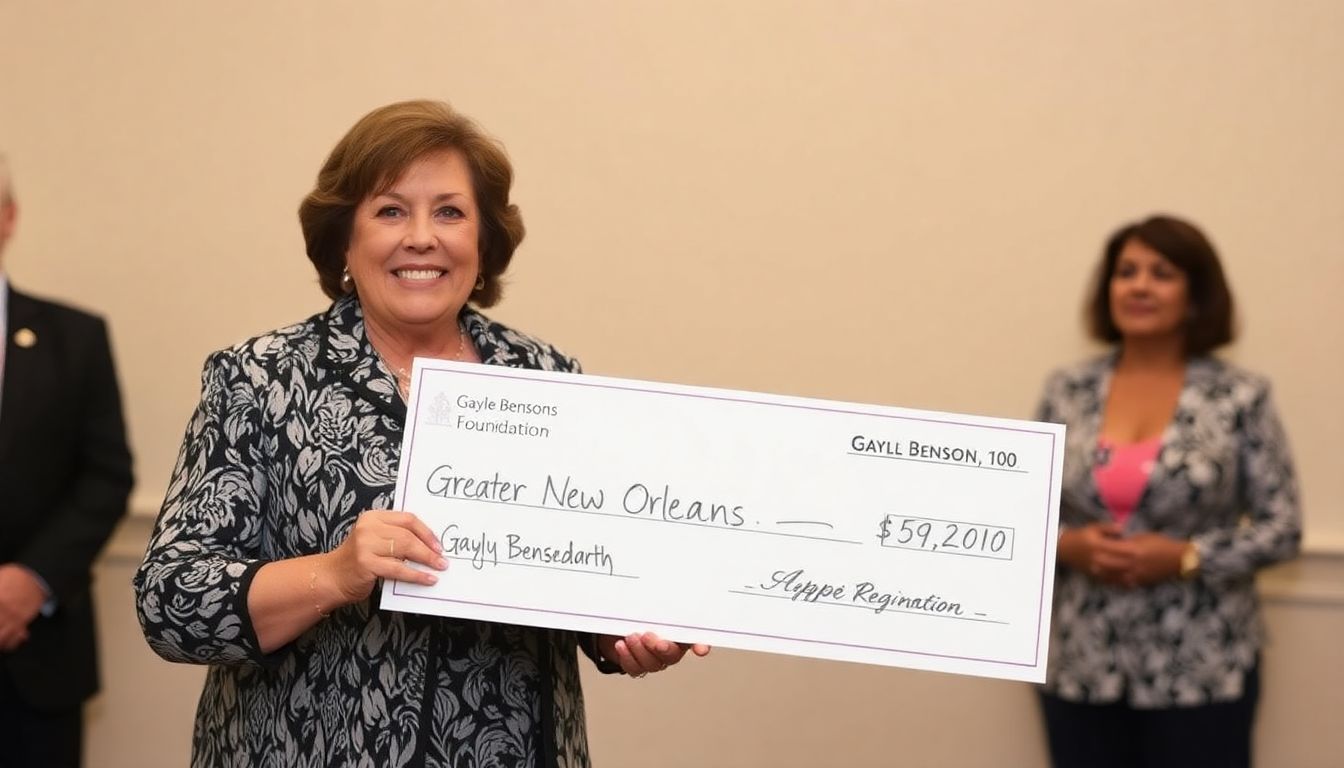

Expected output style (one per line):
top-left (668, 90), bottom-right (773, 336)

top-left (0, 153), bottom-right (134, 768)
top-left (1035, 214), bottom-right (1302, 768)
top-left (134, 100), bottom-right (707, 768)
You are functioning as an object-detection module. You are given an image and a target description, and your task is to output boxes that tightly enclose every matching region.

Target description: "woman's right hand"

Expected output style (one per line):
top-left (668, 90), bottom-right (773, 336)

top-left (1058, 522), bottom-right (1133, 585)
top-left (322, 510), bottom-right (447, 606)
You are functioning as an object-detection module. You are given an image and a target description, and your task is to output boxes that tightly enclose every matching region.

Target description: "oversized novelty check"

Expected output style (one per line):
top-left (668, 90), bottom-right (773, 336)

top-left (381, 360), bottom-right (1064, 682)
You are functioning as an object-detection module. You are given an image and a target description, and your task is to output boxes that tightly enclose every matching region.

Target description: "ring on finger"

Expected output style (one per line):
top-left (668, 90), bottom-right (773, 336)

top-left (387, 539), bottom-right (396, 558)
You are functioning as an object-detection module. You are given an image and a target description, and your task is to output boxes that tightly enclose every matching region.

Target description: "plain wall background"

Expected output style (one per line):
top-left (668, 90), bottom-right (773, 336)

top-left (1, 0), bottom-right (1339, 546)
top-left (2, 1), bottom-right (1341, 765)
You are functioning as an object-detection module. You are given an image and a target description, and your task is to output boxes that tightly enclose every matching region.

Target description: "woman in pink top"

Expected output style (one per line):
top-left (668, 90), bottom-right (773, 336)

top-left (1035, 215), bottom-right (1301, 768)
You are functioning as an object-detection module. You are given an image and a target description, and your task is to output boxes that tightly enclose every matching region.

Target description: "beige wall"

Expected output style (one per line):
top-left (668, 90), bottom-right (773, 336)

top-left (2, 1), bottom-right (1341, 766)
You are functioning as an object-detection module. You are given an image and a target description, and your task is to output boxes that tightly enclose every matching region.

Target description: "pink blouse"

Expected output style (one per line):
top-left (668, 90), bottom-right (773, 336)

top-left (1093, 436), bottom-right (1162, 526)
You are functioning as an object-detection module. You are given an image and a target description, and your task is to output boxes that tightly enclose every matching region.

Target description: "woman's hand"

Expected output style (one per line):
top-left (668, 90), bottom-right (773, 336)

top-left (1120, 532), bottom-right (1186, 587)
top-left (1058, 522), bottom-right (1134, 585)
top-left (249, 510), bottom-right (446, 654)
top-left (597, 632), bottom-right (711, 678)
top-left (322, 510), bottom-right (446, 607)
top-left (1059, 524), bottom-right (1189, 588)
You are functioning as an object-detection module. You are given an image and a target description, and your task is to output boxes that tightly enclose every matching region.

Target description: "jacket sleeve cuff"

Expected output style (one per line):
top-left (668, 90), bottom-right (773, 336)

top-left (234, 560), bottom-right (290, 670)
top-left (582, 633), bottom-right (624, 675)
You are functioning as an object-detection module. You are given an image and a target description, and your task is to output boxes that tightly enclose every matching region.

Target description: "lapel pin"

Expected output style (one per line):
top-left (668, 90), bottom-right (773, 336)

top-left (14, 327), bottom-right (36, 348)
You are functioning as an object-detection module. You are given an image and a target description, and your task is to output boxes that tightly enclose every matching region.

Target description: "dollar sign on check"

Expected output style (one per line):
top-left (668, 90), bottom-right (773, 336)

top-left (878, 515), bottom-right (892, 543)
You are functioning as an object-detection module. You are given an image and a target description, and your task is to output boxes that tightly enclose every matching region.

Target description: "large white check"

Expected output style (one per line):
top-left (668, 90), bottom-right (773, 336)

top-left (381, 360), bottom-right (1064, 683)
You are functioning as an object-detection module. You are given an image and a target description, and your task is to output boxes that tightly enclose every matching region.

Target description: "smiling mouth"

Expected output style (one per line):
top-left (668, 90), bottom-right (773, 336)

top-left (394, 269), bottom-right (446, 281)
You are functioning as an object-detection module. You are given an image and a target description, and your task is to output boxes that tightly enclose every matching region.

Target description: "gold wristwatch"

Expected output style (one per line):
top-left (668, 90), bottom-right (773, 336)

top-left (1179, 542), bottom-right (1201, 580)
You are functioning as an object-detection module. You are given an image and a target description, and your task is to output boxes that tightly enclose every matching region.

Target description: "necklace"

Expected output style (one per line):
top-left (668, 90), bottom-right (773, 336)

top-left (375, 321), bottom-right (468, 400)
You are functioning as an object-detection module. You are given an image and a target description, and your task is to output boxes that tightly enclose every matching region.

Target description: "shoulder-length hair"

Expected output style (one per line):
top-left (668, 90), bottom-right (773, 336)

top-left (1086, 214), bottom-right (1236, 356)
top-left (299, 100), bottom-right (524, 306)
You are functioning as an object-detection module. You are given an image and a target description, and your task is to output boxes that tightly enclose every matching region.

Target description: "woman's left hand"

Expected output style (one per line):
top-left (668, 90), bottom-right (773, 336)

top-left (597, 632), bottom-right (711, 678)
top-left (1120, 532), bottom-right (1187, 587)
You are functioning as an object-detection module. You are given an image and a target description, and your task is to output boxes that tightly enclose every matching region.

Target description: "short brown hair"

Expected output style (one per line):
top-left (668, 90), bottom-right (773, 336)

top-left (299, 100), bottom-right (524, 305)
top-left (1086, 214), bottom-right (1235, 356)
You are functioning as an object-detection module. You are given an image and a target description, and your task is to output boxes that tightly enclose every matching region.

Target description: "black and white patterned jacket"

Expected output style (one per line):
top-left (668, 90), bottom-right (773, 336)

top-left (134, 295), bottom-right (601, 767)
top-left (1036, 354), bottom-right (1301, 707)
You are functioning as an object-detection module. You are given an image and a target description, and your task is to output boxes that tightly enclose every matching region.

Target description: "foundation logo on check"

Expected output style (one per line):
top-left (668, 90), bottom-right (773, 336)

top-left (427, 392), bottom-right (455, 426)
top-left (424, 390), bottom-right (558, 440)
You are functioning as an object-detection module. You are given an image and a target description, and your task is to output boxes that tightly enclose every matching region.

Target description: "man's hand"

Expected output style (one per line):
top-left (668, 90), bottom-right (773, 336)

top-left (0, 564), bottom-right (48, 651)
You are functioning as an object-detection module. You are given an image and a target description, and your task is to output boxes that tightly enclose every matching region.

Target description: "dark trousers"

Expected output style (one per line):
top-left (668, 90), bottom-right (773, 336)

top-left (1039, 665), bottom-right (1260, 768)
top-left (0, 668), bottom-right (83, 768)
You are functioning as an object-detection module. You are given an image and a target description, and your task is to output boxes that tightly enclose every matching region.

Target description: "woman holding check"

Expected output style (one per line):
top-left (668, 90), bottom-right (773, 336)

top-left (134, 100), bottom-right (708, 767)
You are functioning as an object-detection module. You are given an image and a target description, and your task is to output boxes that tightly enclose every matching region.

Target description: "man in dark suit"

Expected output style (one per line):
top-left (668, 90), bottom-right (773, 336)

top-left (0, 154), bottom-right (133, 767)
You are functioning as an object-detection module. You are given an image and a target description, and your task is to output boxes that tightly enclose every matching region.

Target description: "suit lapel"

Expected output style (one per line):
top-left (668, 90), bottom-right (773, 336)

top-left (1129, 357), bottom-right (1214, 530)
top-left (1075, 357), bottom-right (1113, 522)
top-left (315, 296), bottom-right (510, 425)
top-left (316, 295), bottom-right (406, 422)
top-left (0, 288), bottom-right (46, 463)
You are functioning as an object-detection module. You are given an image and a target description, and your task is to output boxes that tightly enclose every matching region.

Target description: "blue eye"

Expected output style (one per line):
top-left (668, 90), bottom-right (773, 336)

top-left (437, 206), bottom-right (464, 219)
top-left (376, 205), bottom-right (404, 218)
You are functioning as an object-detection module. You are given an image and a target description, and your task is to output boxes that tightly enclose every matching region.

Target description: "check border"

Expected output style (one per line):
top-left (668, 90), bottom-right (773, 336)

top-left (394, 366), bottom-right (1060, 671)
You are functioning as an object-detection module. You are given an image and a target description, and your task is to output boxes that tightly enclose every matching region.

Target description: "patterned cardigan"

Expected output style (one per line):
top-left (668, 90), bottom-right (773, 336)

top-left (134, 295), bottom-right (604, 767)
top-left (1036, 354), bottom-right (1301, 707)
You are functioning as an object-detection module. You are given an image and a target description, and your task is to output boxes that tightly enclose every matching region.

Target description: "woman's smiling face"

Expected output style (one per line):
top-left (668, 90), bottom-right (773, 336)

top-left (1109, 237), bottom-right (1190, 343)
top-left (346, 149), bottom-right (480, 336)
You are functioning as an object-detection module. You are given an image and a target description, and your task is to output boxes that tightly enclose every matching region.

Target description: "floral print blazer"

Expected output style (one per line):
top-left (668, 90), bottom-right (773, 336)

top-left (1036, 354), bottom-right (1301, 707)
top-left (134, 295), bottom-right (605, 767)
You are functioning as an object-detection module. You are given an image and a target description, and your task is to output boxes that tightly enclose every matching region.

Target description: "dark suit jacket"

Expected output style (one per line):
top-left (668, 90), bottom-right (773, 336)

top-left (0, 285), bottom-right (133, 711)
